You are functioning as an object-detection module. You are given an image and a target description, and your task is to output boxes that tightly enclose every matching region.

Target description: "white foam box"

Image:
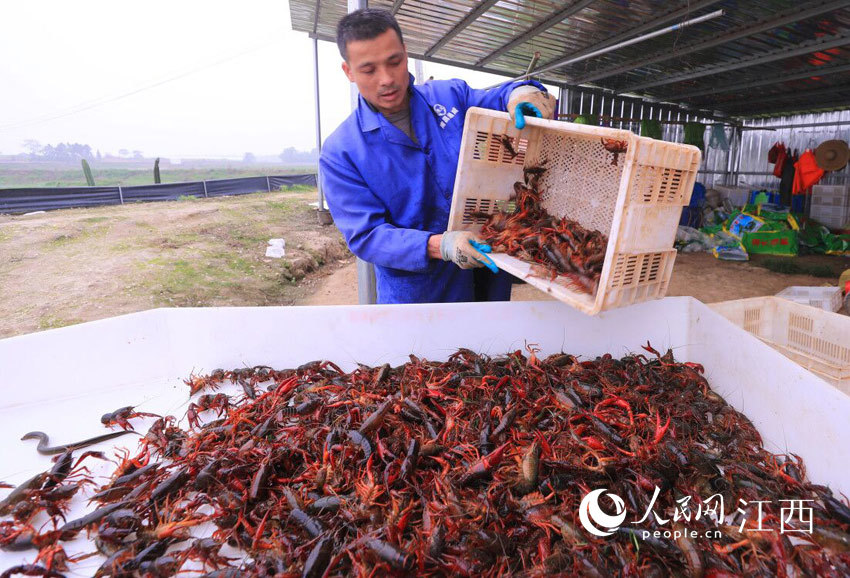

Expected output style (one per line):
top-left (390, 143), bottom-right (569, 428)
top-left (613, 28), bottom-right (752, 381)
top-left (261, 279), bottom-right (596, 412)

top-left (1, 299), bottom-right (849, 570)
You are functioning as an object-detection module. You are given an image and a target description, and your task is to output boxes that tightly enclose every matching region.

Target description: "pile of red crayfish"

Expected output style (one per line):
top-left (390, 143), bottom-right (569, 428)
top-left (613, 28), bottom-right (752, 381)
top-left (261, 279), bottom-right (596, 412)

top-left (479, 164), bottom-right (608, 295)
top-left (2, 345), bottom-right (849, 577)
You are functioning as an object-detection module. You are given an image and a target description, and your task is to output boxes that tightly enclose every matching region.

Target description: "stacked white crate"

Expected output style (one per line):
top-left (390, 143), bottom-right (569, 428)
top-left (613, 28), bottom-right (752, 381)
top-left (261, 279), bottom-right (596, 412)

top-left (810, 184), bottom-right (850, 230)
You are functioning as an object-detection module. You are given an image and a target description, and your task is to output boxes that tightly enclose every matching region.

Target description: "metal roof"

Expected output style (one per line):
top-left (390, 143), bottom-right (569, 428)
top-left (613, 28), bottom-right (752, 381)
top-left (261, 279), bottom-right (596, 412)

top-left (290, 0), bottom-right (850, 118)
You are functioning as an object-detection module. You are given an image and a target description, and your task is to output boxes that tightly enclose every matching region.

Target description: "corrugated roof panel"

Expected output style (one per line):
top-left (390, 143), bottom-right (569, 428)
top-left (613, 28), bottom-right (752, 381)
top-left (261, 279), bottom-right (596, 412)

top-left (290, 0), bottom-right (850, 116)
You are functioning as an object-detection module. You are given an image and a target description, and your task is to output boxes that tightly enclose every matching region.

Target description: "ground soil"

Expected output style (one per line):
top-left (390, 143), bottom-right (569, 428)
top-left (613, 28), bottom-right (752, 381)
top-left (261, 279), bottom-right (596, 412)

top-left (2, 194), bottom-right (848, 339)
top-left (298, 251), bottom-right (850, 307)
top-left (0, 191), bottom-right (350, 338)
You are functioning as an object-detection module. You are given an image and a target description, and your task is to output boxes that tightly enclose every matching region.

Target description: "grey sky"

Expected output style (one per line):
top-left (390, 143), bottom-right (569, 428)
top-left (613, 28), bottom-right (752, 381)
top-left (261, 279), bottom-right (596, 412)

top-left (0, 0), bottom-right (548, 160)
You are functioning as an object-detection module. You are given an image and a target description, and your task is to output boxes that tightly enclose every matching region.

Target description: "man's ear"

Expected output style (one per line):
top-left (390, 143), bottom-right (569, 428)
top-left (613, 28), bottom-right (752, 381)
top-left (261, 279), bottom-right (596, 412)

top-left (342, 61), bottom-right (354, 82)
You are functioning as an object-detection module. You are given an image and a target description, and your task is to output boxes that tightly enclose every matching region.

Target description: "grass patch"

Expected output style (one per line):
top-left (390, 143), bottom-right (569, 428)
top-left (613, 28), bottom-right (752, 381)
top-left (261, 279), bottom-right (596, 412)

top-left (755, 258), bottom-right (836, 278)
top-left (82, 216), bottom-right (109, 223)
top-left (265, 199), bottom-right (304, 217)
top-left (137, 252), bottom-right (263, 306)
top-left (177, 195), bottom-right (198, 202)
top-left (38, 314), bottom-right (81, 331)
top-left (47, 225), bottom-right (109, 247)
top-left (110, 242), bottom-right (134, 253)
top-left (280, 184), bottom-right (315, 193)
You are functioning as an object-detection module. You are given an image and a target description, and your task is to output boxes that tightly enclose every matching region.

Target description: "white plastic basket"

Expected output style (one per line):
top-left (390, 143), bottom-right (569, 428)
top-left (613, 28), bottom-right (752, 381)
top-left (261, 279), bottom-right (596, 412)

top-left (447, 108), bottom-right (702, 315)
top-left (710, 296), bottom-right (850, 394)
top-left (777, 285), bottom-right (844, 312)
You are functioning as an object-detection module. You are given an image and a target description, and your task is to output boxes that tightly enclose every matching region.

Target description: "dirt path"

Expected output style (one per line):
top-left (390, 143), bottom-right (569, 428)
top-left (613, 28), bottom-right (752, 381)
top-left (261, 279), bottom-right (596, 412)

top-left (297, 252), bottom-right (849, 306)
top-left (0, 191), bottom-right (349, 338)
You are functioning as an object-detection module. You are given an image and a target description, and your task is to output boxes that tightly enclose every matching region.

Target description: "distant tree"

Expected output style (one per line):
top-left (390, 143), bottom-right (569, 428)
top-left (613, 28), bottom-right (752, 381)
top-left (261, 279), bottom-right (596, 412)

top-left (22, 139), bottom-right (42, 157)
top-left (278, 147), bottom-right (297, 162)
top-left (132, 150), bottom-right (143, 159)
top-left (118, 149), bottom-right (129, 157)
top-left (243, 152), bottom-right (256, 163)
top-left (278, 147), bottom-right (319, 164)
top-left (96, 150), bottom-right (102, 160)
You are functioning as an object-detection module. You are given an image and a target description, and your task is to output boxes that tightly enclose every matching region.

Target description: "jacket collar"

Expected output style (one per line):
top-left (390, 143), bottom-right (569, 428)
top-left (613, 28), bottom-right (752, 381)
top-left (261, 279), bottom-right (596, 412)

top-left (356, 73), bottom-right (418, 133)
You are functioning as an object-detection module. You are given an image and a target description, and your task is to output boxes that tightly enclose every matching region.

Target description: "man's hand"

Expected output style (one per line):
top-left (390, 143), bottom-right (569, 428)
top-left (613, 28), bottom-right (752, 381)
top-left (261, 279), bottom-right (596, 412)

top-left (436, 231), bottom-right (498, 271)
top-left (508, 87), bottom-right (556, 130)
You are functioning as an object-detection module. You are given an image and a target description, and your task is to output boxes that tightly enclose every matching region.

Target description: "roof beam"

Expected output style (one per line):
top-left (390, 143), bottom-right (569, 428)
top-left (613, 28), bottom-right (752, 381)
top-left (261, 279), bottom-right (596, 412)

top-left (312, 0), bottom-right (322, 35)
top-left (475, 0), bottom-right (598, 67)
top-left (721, 84), bottom-right (850, 114)
top-left (573, 0), bottom-right (850, 85)
top-left (423, 0), bottom-right (501, 57)
top-left (534, 0), bottom-right (723, 78)
top-left (732, 97), bottom-right (850, 118)
top-left (621, 32), bottom-right (850, 93)
top-left (306, 30), bottom-right (731, 122)
top-left (669, 61), bottom-right (850, 102)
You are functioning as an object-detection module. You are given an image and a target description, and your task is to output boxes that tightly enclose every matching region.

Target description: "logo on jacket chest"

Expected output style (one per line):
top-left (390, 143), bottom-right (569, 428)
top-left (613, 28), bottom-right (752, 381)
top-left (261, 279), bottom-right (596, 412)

top-left (433, 104), bottom-right (459, 129)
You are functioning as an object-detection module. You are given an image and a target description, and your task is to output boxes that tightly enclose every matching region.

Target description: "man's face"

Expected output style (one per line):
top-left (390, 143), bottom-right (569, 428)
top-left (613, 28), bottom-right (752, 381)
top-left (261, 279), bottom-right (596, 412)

top-left (342, 28), bottom-right (409, 116)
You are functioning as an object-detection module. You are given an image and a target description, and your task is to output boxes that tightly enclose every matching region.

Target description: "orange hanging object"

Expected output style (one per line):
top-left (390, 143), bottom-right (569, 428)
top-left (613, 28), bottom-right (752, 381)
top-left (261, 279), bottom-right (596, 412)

top-left (792, 150), bottom-right (825, 195)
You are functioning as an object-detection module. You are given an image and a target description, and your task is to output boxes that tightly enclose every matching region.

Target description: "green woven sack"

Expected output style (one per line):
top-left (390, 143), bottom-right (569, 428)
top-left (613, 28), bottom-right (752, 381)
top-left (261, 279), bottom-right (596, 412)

top-left (742, 230), bottom-right (798, 256)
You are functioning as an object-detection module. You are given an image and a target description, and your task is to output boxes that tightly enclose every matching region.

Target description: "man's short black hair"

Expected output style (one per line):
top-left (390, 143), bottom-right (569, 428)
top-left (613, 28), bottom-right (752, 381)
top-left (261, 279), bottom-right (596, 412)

top-left (336, 9), bottom-right (404, 61)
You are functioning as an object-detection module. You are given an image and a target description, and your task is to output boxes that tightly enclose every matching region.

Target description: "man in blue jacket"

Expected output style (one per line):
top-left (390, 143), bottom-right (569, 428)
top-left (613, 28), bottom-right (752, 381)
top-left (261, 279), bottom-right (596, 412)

top-left (320, 8), bottom-right (555, 304)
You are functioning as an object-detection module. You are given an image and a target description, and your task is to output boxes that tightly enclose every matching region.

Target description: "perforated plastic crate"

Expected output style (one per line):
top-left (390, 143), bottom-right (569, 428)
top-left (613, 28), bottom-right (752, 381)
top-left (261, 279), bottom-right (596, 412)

top-left (710, 297), bottom-right (850, 394)
top-left (447, 108), bottom-right (702, 315)
top-left (777, 285), bottom-right (844, 312)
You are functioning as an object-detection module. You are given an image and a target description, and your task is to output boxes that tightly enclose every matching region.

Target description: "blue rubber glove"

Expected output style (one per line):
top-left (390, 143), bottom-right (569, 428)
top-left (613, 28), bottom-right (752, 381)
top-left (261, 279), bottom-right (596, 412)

top-left (469, 239), bottom-right (499, 274)
top-left (513, 102), bottom-right (542, 130)
top-left (439, 231), bottom-right (499, 272)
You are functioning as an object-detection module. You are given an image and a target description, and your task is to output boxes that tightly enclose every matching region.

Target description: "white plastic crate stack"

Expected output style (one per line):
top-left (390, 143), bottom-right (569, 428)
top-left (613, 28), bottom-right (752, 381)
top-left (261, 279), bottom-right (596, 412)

top-left (448, 108), bottom-right (701, 315)
top-left (810, 184), bottom-right (850, 230)
top-left (710, 296), bottom-right (850, 394)
top-left (776, 285), bottom-right (844, 312)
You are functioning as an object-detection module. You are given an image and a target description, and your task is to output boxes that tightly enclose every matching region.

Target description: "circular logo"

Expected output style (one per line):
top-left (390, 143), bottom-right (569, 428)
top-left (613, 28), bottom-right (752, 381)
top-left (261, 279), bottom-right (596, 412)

top-left (579, 489), bottom-right (626, 537)
top-left (433, 104), bottom-right (447, 116)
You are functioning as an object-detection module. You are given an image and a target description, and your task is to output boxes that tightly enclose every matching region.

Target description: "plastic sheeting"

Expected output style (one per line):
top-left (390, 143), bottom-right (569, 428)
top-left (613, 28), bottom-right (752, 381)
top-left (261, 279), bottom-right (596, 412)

top-left (0, 173), bottom-right (317, 214)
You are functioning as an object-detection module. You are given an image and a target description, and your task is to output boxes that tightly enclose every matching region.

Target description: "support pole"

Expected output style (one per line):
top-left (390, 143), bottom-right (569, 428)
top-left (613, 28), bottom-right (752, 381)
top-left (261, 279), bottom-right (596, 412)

top-left (313, 37), bottom-right (328, 217)
top-left (414, 58), bottom-right (424, 84)
top-left (348, 0), bottom-right (377, 305)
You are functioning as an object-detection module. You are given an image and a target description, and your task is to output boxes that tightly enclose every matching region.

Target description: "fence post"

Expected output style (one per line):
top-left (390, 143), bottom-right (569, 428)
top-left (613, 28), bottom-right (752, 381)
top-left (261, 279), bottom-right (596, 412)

top-left (202, 181), bottom-right (208, 198)
top-left (266, 176), bottom-right (271, 192)
top-left (117, 186), bottom-right (124, 205)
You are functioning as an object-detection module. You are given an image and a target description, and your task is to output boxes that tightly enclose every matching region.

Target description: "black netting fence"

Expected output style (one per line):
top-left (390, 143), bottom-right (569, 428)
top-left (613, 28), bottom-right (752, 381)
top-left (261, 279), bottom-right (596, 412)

top-left (0, 174), bottom-right (317, 214)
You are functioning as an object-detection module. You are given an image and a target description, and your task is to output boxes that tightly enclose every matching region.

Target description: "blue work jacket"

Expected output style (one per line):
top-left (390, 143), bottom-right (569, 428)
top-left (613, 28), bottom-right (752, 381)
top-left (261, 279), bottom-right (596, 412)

top-left (320, 74), bottom-right (545, 304)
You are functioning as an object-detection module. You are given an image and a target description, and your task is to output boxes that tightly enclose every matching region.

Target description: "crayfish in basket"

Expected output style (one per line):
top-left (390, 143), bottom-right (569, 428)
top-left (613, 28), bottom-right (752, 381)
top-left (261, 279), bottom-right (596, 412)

top-left (478, 161), bottom-right (608, 295)
top-left (601, 137), bottom-right (628, 166)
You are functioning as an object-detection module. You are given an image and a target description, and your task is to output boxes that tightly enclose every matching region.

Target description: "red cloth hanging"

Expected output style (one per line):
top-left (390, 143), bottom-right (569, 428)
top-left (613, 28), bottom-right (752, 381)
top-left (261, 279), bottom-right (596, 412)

top-left (773, 146), bottom-right (788, 178)
top-left (792, 150), bottom-right (825, 195)
top-left (768, 142), bottom-right (784, 164)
